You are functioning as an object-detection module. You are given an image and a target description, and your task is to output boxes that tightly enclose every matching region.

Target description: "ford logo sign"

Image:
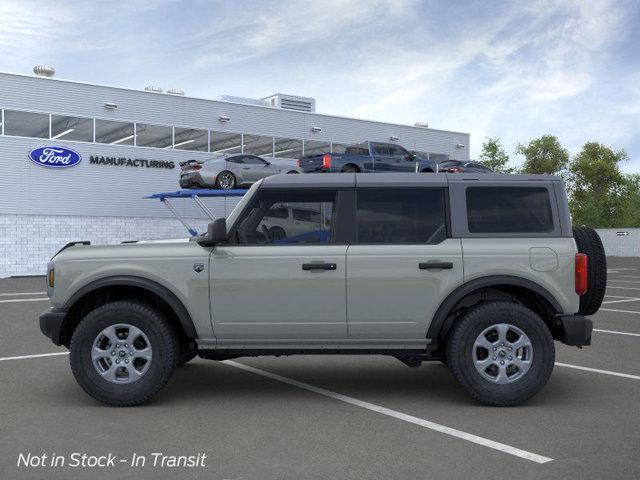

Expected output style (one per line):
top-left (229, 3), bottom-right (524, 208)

top-left (28, 146), bottom-right (82, 168)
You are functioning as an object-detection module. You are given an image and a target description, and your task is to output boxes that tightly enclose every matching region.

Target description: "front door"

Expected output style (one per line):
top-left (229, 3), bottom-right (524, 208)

top-left (210, 188), bottom-right (348, 339)
top-left (346, 187), bottom-right (463, 339)
top-left (387, 144), bottom-right (417, 172)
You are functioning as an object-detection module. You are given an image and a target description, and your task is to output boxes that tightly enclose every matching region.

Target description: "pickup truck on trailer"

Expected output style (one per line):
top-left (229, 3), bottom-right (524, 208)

top-left (298, 141), bottom-right (438, 174)
top-left (39, 173), bottom-right (606, 407)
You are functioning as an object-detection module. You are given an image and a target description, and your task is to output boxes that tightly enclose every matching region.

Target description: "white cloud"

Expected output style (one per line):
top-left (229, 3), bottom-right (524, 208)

top-left (0, 1), bottom-right (76, 67)
top-left (189, 0), bottom-right (414, 70)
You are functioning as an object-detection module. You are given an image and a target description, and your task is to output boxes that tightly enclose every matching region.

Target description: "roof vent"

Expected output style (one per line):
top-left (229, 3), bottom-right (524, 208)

top-left (262, 93), bottom-right (316, 113)
top-left (414, 122), bottom-right (429, 128)
top-left (167, 88), bottom-right (185, 96)
top-left (33, 65), bottom-right (55, 78)
top-left (144, 85), bottom-right (163, 93)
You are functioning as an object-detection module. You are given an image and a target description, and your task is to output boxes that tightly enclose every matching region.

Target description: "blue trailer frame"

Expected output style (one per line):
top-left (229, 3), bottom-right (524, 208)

top-left (145, 189), bottom-right (246, 236)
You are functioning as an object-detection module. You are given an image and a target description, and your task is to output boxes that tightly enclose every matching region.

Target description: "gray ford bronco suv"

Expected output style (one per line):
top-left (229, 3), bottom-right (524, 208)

top-left (39, 173), bottom-right (606, 407)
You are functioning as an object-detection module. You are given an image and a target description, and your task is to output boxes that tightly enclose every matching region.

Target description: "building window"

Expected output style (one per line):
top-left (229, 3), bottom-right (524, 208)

top-left (95, 119), bottom-right (135, 145)
top-left (243, 134), bottom-right (274, 156)
top-left (173, 127), bottom-right (208, 151)
top-left (425, 152), bottom-right (449, 163)
top-left (210, 131), bottom-right (242, 154)
top-left (50, 114), bottom-right (94, 142)
top-left (303, 140), bottom-right (331, 156)
top-left (331, 143), bottom-right (349, 154)
top-left (135, 123), bottom-right (173, 148)
top-left (3, 110), bottom-right (49, 139)
top-left (273, 137), bottom-right (303, 159)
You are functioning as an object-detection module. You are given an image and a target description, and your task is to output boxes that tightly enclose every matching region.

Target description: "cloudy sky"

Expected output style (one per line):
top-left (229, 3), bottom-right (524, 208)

top-left (1, 0), bottom-right (639, 169)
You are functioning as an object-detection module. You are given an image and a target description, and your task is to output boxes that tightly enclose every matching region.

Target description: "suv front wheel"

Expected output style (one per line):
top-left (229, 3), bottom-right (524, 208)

top-left (70, 301), bottom-right (178, 406)
top-left (446, 301), bottom-right (555, 406)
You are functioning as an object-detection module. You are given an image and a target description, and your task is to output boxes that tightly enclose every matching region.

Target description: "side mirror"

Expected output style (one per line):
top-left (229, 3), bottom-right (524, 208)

top-left (206, 218), bottom-right (227, 244)
top-left (264, 161), bottom-right (271, 166)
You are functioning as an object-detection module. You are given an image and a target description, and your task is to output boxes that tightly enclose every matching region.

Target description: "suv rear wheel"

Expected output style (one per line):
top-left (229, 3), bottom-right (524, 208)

top-left (446, 301), bottom-right (554, 406)
top-left (70, 301), bottom-right (178, 406)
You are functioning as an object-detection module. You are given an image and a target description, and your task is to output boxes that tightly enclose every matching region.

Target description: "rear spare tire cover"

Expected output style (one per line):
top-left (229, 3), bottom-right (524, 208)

top-left (573, 226), bottom-right (607, 315)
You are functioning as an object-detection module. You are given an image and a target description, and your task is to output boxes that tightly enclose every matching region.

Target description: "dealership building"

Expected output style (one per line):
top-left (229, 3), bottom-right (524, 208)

top-left (0, 68), bottom-right (470, 277)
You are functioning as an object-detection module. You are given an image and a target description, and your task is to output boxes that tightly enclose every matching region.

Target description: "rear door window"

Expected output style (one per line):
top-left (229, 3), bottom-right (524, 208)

top-left (355, 189), bottom-right (447, 244)
top-left (466, 187), bottom-right (554, 233)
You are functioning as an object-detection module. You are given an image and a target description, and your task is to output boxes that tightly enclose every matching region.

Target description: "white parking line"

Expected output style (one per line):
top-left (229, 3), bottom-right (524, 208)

top-left (0, 298), bottom-right (49, 304)
top-left (602, 298), bottom-right (640, 304)
top-left (593, 328), bottom-right (640, 338)
top-left (0, 352), bottom-right (68, 362)
top-left (555, 363), bottom-right (640, 381)
top-left (600, 308), bottom-right (640, 315)
top-left (606, 285), bottom-right (640, 292)
top-left (0, 292), bottom-right (47, 296)
top-left (222, 360), bottom-right (553, 464)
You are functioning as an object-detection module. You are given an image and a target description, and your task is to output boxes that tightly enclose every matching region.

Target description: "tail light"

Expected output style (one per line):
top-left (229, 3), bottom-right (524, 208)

top-left (575, 253), bottom-right (588, 295)
top-left (192, 164), bottom-right (202, 170)
top-left (322, 153), bottom-right (331, 169)
top-left (445, 167), bottom-right (464, 173)
top-left (297, 159), bottom-right (301, 167)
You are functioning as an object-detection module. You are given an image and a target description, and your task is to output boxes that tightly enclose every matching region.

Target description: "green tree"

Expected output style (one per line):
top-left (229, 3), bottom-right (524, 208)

top-left (479, 137), bottom-right (513, 173)
top-left (619, 174), bottom-right (640, 228)
top-left (568, 142), bottom-right (628, 227)
top-left (516, 135), bottom-right (569, 175)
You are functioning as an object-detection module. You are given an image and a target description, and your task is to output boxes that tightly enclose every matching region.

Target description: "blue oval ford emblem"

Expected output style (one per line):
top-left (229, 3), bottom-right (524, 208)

top-left (28, 146), bottom-right (82, 168)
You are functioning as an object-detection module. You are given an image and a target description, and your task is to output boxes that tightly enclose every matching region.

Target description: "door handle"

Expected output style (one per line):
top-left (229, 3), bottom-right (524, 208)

top-left (419, 261), bottom-right (453, 270)
top-left (302, 262), bottom-right (337, 271)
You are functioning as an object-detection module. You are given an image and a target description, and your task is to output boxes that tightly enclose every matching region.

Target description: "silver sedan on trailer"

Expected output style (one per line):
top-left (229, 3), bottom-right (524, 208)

top-left (179, 154), bottom-right (301, 190)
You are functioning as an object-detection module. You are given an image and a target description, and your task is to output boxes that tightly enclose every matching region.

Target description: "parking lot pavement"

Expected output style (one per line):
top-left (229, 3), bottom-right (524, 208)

top-left (1, 258), bottom-right (640, 480)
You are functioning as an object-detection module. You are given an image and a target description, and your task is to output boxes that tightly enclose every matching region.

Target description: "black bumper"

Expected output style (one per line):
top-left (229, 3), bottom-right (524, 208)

top-left (556, 314), bottom-right (593, 346)
top-left (39, 308), bottom-right (68, 346)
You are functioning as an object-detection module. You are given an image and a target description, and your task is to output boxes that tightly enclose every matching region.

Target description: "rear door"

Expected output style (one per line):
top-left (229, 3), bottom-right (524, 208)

top-left (370, 143), bottom-right (395, 172)
top-left (346, 184), bottom-right (463, 339)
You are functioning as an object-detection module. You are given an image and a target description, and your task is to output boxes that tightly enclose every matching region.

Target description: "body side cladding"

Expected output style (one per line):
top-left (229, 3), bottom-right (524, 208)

top-left (63, 275), bottom-right (197, 339)
top-left (426, 275), bottom-right (562, 342)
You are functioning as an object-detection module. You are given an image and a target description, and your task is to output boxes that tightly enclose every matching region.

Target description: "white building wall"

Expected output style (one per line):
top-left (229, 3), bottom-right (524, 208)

top-left (595, 229), bottom-right (640, 257)
top-left (1, 209), bottom-right (240, 277)
top-left (0, 71), bottom-right (472, 276)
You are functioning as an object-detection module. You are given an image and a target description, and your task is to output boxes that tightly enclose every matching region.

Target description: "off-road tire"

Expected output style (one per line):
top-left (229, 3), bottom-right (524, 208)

top-left (573, 226), bottom-right (607, 315)
top-left (70, 301), bottom-right (178, 407)
top-left (177, 343), bottom-right (198, 366)
top-left (446, 301), bottom-right (555, 407)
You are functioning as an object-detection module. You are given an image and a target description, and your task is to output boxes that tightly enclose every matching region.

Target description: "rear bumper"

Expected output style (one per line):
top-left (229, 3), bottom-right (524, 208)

top-left (179, 172), bottom-right (205, 188)
top-left (39, 307), bottom-right (68, 346)
top-left (301, 166), bottom-right (328, 173)
top-left (556, 314), bottom-right (593, 346)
